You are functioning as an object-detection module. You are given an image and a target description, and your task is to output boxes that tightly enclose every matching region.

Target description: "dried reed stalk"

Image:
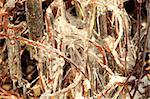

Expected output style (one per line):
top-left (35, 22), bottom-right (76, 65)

top-left (26, 0), bottom-right (44, 40)
top-left (6, 25), bottom-right (22, 90)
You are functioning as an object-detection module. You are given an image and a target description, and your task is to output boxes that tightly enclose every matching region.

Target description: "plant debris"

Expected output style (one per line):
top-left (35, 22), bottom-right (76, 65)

top-left (0, 0), bottom-right (150, 98)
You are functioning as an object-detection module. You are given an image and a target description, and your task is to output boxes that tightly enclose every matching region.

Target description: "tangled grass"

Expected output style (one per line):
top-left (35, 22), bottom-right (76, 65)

top-left (0, 0), bottom-right (149, 98)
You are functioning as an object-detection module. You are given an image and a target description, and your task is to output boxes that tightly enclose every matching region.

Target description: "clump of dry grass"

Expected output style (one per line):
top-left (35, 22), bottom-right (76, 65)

top-left (0, 0), bottom-right (149, 98)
